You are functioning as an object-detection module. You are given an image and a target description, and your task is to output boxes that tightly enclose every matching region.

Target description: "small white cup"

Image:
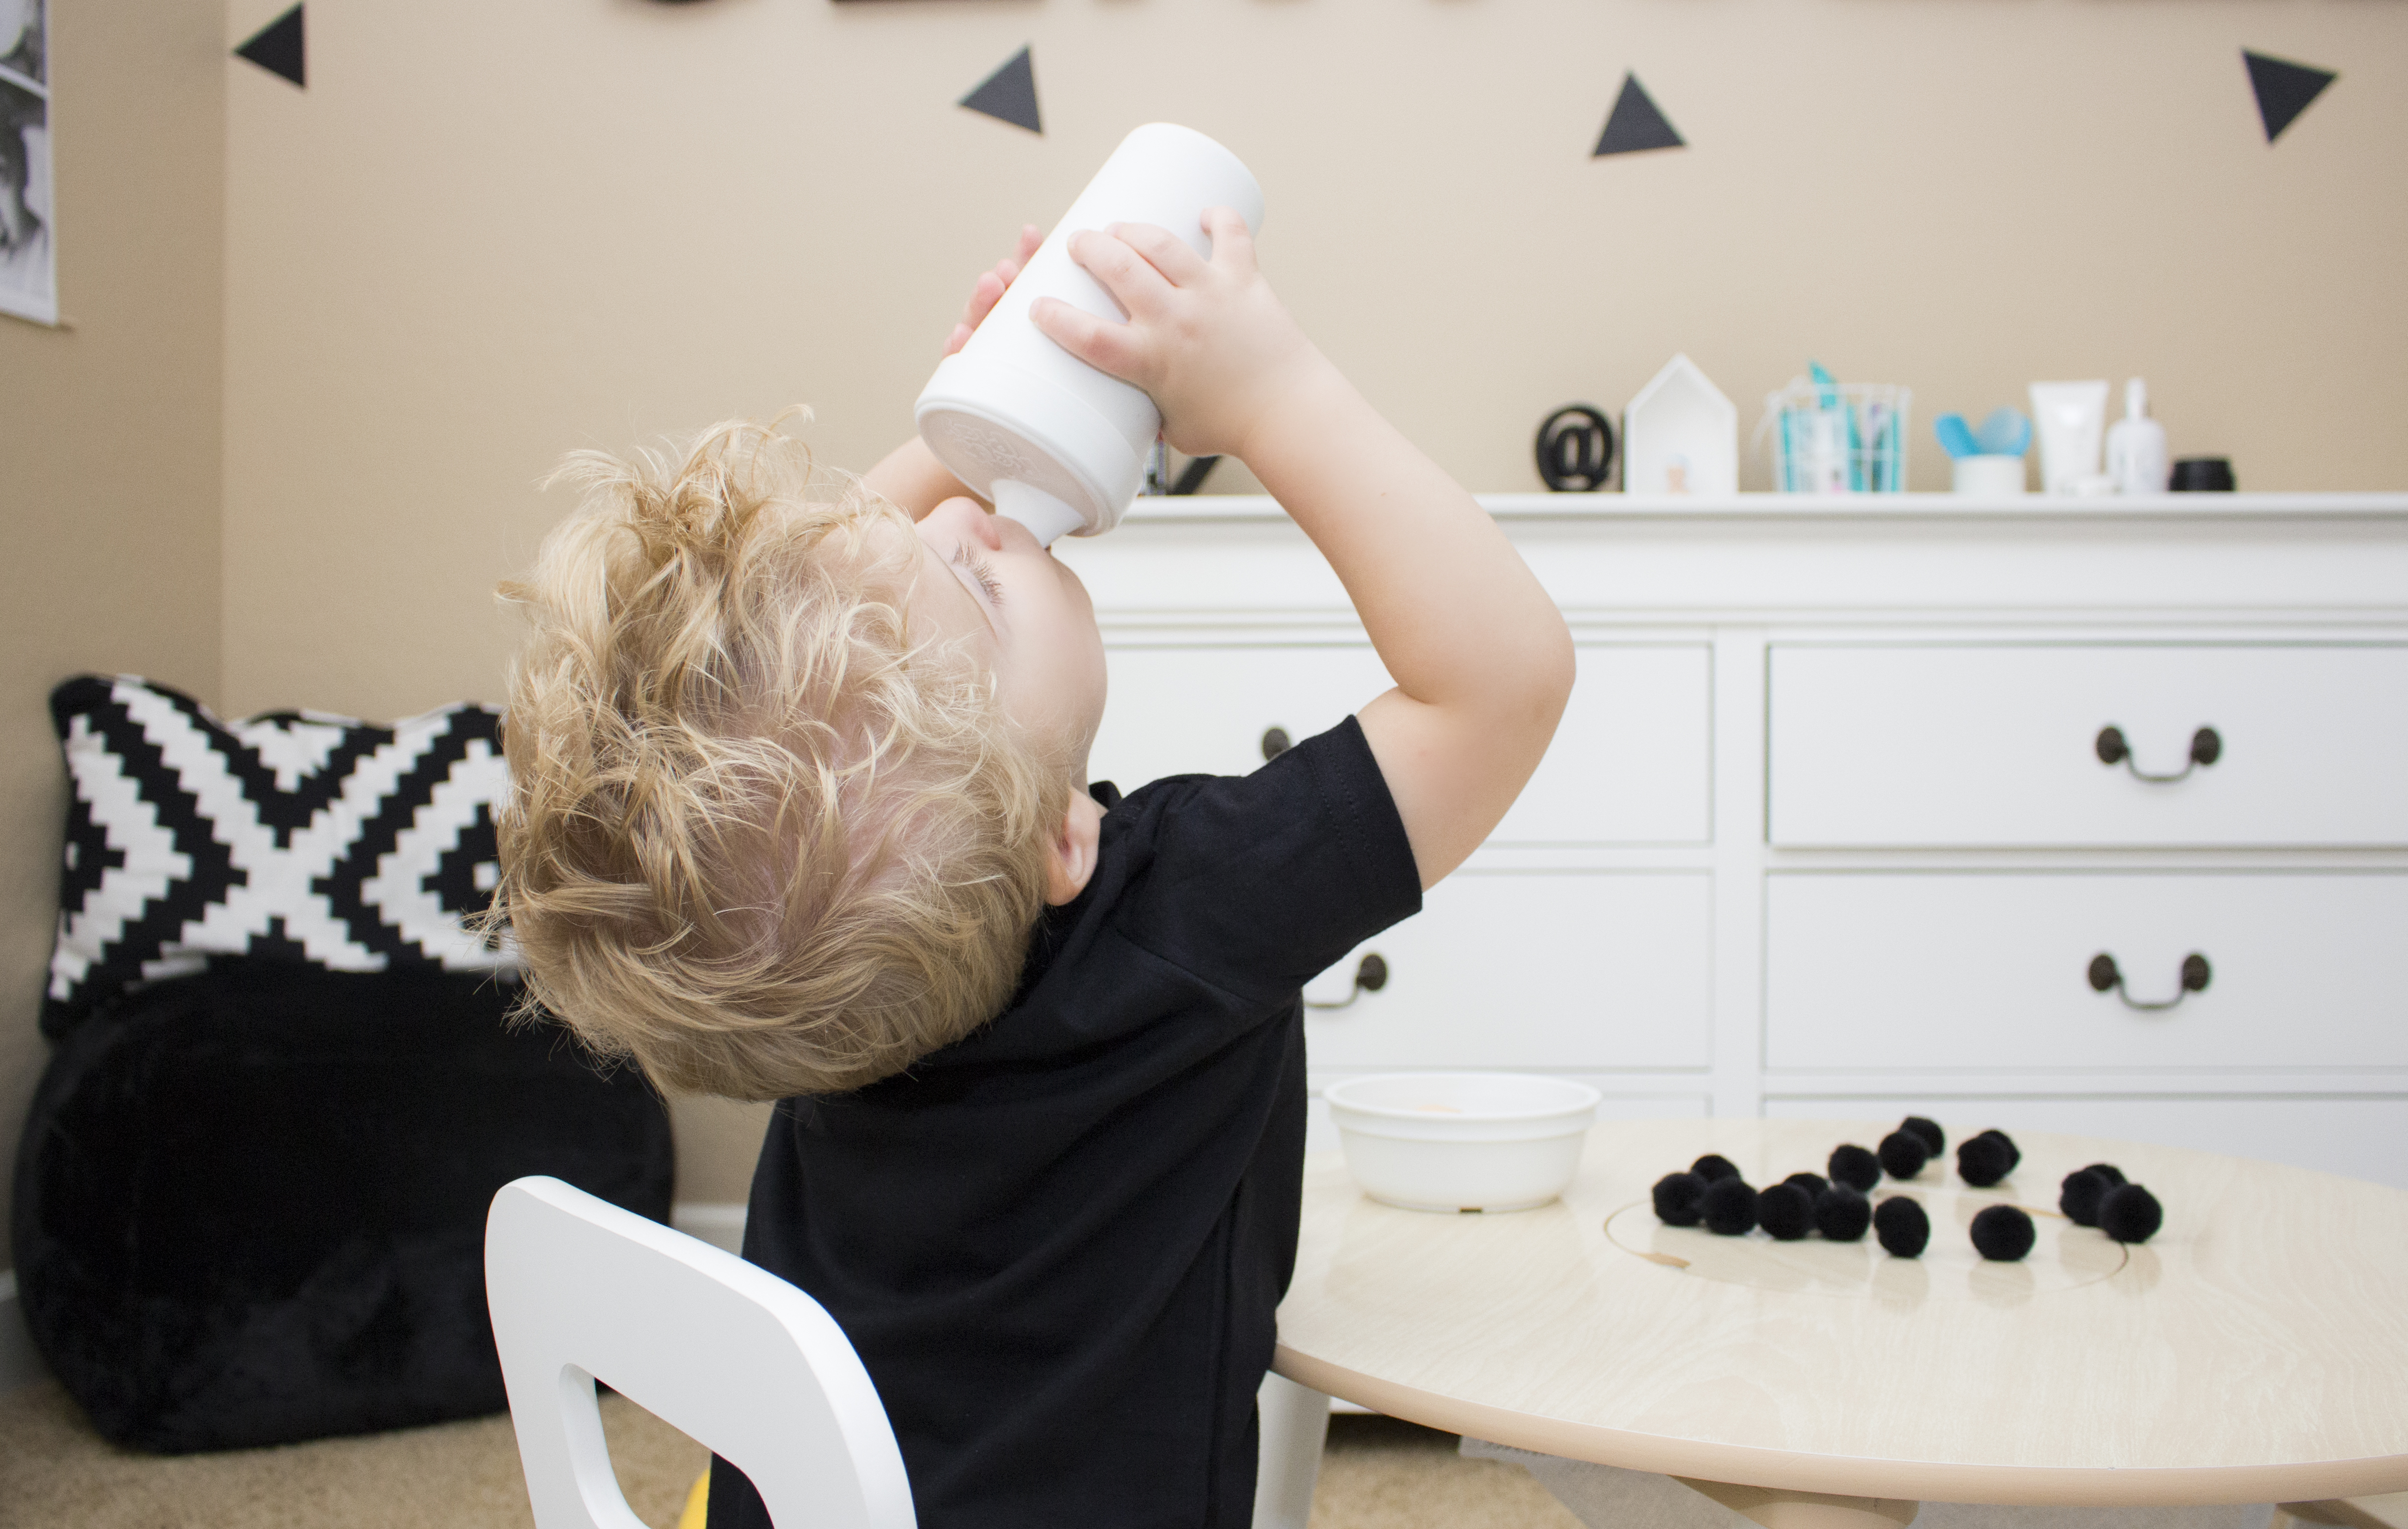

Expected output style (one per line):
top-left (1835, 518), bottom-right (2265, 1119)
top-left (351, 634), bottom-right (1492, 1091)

top-left (1952, 454), bottom-right (2028, 496)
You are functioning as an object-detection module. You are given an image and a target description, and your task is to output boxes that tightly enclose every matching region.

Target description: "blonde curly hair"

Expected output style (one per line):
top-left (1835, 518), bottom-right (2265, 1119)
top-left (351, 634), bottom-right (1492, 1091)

top-left (490, 419), bottom-right (1063, 1100)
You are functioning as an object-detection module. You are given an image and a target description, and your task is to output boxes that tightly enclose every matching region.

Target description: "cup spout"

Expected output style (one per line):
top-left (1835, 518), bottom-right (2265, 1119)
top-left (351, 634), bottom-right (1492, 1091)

top-left (991, 479), bottom-right (1087, 547)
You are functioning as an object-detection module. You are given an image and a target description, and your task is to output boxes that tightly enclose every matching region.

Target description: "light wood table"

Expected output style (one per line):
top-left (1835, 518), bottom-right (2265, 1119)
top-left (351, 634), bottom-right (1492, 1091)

top-left (1272, 1120), bottom-right (2408, 1529)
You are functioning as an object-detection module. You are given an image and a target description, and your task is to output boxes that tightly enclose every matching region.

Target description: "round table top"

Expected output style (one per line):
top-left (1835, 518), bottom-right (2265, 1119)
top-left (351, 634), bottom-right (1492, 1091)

top-left (1272, 1118), bottom-right (2408, 1507)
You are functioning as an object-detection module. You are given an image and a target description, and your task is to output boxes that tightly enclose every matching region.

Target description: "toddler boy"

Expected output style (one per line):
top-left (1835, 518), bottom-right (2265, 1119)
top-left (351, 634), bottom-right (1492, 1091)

top-left (495, 209), bottom-right (1574, 1529)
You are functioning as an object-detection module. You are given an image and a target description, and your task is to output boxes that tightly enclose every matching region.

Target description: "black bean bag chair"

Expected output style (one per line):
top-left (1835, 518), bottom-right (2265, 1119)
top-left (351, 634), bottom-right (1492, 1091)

top-left (11, 959), bottom-right (673, 1452)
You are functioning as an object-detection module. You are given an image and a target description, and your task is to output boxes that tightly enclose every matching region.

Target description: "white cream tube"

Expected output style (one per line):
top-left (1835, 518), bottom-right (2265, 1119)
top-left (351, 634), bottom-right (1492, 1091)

top-left (2028, 381), bottom-right (2109, 496)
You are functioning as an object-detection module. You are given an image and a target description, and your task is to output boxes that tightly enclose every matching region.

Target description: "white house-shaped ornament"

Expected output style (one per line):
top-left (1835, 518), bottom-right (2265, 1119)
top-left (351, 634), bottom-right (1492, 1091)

top-left (1624, 354), bottom-right (1738, 496)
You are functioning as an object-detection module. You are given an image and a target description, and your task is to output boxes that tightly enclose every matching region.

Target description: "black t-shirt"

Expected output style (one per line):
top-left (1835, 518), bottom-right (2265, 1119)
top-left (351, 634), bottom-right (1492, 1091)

top-left (706, 716), bottom-right (1421, 1529)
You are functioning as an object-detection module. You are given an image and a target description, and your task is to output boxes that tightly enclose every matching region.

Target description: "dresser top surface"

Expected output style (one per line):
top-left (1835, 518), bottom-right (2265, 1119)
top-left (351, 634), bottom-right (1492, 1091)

top-left (1124, 492), bottom-right (2408, 524)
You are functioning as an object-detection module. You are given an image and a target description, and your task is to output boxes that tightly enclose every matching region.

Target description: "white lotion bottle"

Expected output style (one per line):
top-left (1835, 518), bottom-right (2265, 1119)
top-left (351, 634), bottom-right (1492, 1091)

top-left (2028, 380), bottom-right (2110, 496)
top-left (2105, 377), bottom-right (2170, 495)
top-left (914, 124), bottom-right (1265, 547)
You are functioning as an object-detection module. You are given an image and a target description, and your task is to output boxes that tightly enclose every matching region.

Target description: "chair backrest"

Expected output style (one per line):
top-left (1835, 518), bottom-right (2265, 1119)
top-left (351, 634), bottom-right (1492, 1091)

top-left (486, 1176), bottom-right (916, 1529)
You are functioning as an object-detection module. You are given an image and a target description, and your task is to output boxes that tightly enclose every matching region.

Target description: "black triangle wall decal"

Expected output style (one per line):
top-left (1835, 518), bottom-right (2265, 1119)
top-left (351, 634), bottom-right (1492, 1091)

top-left (1595, 73), bottom-right (1684, 157)
top-left (961, 47), bottom-right (1041, 135)
top-left (2244, 49), bottom-right (2335, 143)
top-left (235, 3), bottom-right (305, 89)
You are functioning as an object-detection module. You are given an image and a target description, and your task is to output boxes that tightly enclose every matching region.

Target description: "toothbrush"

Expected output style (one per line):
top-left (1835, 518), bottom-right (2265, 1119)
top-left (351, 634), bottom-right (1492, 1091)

top-left (1813, 364), bottom-right (1866, 491)
top-left (1975, 409), bottom-right (2032, 458)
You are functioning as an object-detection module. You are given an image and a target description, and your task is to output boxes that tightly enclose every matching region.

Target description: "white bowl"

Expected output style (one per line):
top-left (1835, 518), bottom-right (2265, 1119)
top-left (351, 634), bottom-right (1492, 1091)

top-left (1325, 1073), bottom-right (1601, 1212)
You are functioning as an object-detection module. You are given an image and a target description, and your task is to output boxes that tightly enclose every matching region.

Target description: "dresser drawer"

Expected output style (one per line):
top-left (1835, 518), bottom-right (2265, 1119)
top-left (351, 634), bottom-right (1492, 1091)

top-left (1304, 871), bottom-right (1712, 1070)
top-left (1093, 641), bottom-right (1710, 844)
top-left (1765, 872), bottom-right (2408, 1071)
top-left (1768, 643), bottom-right (2408, 847)
top-left (1761, 1096), bottom-right (2408, 1191)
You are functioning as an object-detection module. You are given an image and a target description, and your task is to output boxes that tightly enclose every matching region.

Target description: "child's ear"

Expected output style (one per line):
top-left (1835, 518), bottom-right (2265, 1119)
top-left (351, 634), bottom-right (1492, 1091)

top-left (1043, 790), bottom-right (1106, 906)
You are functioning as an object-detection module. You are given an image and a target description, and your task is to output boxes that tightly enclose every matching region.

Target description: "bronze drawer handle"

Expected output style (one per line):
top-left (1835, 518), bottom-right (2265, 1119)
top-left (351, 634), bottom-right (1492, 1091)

top-left (2088, 952), bottom-right (2212, 1011)
top-left (1306, 953), bottom-right (1388, 1011)
top-left (2095, 724), bottom-right (2221, 783)
top-left (1261, 726), bottom-right (1292, 762)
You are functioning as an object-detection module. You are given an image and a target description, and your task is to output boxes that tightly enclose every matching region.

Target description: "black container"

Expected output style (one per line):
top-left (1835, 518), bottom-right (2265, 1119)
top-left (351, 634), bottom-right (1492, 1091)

top-left (2169, 457), bottom-right (2236, 492)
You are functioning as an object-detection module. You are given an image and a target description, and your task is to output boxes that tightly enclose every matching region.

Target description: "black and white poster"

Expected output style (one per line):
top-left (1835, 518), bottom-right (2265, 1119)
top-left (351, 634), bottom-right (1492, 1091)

top-left (0, 0), bottom-right (51, 326)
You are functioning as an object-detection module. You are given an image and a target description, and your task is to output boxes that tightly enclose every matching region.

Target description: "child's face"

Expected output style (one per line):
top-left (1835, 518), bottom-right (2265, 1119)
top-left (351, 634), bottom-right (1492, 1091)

top-left (911, 496), bottom-right (1108, 779)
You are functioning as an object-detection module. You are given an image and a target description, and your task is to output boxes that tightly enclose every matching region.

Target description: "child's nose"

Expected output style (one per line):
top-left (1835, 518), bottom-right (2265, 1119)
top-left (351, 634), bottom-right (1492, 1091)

top-left (933, 495), bottom-right (1005, 551)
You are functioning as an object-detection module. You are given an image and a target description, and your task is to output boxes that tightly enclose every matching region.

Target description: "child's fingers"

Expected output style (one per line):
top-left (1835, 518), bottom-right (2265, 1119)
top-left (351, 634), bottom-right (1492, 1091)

top-left (1201, 206), bottom-right (1256, 275)
top-left (958, 270), bottom-right (1005, 332)
top-left (942, 226), bottom-right (1042, 355)
top-left (1109, 221), bottom-right (1209, 287)
top-left (1067, 228), bottom-right (1175, 319)
top-left (966, 267), bottom-right (1014, 327)
top-left (1031, 295), bottom-right (1147, 383)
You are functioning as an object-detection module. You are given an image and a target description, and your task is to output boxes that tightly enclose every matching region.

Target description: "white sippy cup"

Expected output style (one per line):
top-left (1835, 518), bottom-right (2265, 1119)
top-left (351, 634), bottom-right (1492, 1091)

top-left (913, 124), bottom-right (1265, 547)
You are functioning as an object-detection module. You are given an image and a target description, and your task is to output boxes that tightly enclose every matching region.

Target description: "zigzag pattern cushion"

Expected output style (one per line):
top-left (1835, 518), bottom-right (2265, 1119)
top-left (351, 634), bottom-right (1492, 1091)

top-left (46, 675), bottom-right (516, 1037)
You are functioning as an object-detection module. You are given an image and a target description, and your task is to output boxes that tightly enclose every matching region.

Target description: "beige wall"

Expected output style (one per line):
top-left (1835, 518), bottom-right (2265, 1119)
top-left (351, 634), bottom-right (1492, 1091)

top-left (0, 0), bottom-right (226, 1275)
top-left (216, 0), bottom-right (2406, 1196)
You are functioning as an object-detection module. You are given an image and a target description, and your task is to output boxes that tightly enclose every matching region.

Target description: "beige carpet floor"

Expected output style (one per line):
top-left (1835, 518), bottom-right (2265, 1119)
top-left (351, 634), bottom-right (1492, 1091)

top-left (1312, 1415), bottom-right (1583, 1529)
top-left (0, 1383), bottom-right (1577, 1529)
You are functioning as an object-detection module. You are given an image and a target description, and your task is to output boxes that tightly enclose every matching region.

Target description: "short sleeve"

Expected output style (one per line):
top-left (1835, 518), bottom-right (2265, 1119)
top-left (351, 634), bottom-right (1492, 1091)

top-left (1110, 714), bottom-right (1422, 1002)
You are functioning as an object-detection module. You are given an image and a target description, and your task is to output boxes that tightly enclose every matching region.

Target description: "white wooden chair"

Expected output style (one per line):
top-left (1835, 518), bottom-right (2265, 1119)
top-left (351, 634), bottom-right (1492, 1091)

top-left (484, 1176), bottom-right (916, 1529)
top-left (485, 1173), bottom-right (1329, 1529)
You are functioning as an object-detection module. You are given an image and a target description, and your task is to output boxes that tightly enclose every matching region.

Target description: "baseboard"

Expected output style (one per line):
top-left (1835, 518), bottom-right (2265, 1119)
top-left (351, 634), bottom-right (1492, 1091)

top-left (672, 1201), bottom-right (748, 1257)
top-left (0, 1271), bottom-right (47, 1394)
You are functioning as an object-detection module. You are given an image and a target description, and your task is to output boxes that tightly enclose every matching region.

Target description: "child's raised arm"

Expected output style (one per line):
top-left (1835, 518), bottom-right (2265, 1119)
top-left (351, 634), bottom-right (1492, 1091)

top-left (1035, 209), bottom-right (1574, 888)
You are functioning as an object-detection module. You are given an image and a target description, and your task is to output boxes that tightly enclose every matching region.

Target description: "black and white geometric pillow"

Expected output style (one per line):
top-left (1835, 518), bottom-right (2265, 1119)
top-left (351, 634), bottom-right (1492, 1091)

top-left (45, 675), bottom-right (518, 1037)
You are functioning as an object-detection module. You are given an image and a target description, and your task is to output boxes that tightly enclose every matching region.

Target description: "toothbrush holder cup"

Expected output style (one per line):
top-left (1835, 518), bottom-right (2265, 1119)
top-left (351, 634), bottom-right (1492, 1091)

top-left (1952, 454), bottom-right (2028, 496)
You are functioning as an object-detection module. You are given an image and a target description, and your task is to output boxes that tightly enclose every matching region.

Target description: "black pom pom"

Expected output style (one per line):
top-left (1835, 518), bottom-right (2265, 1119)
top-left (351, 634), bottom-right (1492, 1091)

top-left (1757, 1183), bottom-right (1813, 1241)
top-left (2098, 1183), bottom-right (2163, 1244)
top-left (1828, 1144), bottom-right (1880, 1192)
top-left (1976, 1128), bottom-right (2021, 1173)
top-left (1878, 1130), bottom-right (1929, 1182)
top-left (1652, 1171), bottom-right (1707, 1227)
top-left (1813, 1186), bottom-right (1871, 1242)
top-left (1873, 1196), bottom-right (1929, 1257)
top-left (2059, 1168), bottom-right (2110, 1227)
top-left (2082, 1161), bottom-right (2126, 1188)
top-left (1901, 1115), bottom-right (1945, 1156)
top-left (1782, 1171), bottom-right (1830, 1198)
top-left (1956, 1133), bottom-right (2016, 1188)
top-left (1691, 1153), bottom-right (1740, 1184)
top-left (1969, 1204), bottom-right (2036, 1261)
top-left (1701, 1177), bottom-right (1758, 1236)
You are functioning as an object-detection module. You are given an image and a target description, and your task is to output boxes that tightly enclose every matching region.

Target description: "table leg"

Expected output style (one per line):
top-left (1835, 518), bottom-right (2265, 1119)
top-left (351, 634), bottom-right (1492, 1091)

top-left (1674, 1477), bottom-right (1921, 1529)
top-left (1253, 1372), bottom-right (1332, 1529)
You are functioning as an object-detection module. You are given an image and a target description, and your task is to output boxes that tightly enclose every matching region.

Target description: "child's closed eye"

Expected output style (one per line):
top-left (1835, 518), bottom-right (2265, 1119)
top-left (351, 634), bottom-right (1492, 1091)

top-left (953, 543), bottom-right (1005, 606)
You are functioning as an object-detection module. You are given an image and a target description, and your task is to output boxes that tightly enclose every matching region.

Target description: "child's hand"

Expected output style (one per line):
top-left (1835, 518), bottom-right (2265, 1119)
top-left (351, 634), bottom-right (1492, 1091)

top-left (946, 224), bottom-right (1043, 356)
top-left (1030, 207), bottom-right (1329, 462)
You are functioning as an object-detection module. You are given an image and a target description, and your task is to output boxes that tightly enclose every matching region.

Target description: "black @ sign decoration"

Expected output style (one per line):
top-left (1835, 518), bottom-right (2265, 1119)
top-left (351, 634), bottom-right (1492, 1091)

top-left (1536, 405), bottom-right (1616, 492)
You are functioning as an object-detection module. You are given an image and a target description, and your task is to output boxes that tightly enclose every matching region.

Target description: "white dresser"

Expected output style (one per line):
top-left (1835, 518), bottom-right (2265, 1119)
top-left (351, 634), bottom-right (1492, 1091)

top-left (1056, 493), bottom-right (2408, 1189)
